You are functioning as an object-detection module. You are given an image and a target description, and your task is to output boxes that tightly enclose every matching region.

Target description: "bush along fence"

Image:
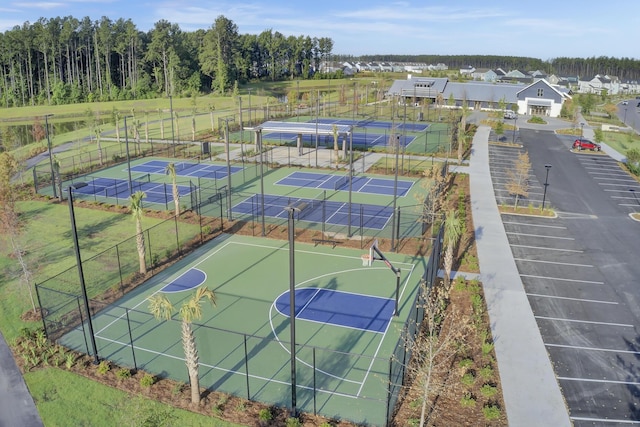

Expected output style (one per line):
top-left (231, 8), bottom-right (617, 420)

top-left (35, 218), bottom-right (444, 426)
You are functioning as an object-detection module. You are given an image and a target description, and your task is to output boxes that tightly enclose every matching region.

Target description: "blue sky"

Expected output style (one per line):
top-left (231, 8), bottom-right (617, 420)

top-left (1, 0), bottom-right (638, 60)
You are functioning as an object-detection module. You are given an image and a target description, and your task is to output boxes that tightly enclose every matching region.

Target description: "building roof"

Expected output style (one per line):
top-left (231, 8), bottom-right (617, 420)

top-left (442, 81), bottom-right (522, 104)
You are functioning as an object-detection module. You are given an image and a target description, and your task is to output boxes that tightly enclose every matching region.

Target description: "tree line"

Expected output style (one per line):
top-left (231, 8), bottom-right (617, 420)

top-left (0, 15), bottom-right (334, 108)
top-left (354, 54), bottom-right (640, 81)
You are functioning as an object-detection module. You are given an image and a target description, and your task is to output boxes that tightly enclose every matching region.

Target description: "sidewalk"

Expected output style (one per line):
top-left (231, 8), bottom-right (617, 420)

top-left (0, 332), bottom-right (43, 427)
top-left (469, 126), bottom-right (571, 426)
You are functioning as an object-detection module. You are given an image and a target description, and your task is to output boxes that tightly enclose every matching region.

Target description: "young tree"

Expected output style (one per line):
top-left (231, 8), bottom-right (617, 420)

top-left (148, 286), bottom-right (217, 405)
top-left (129, 191), bottom-right (147, 275)
top-left (0, 153), bottom-right (36, 313)
top-left (165, 163), bottom-right (180, 216)
top-left (443, 209), bottom-right (463, 291)
top-left (506, 151), bottom-right (531, 209)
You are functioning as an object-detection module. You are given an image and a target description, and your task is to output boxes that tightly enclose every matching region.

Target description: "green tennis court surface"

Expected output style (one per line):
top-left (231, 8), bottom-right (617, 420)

top-left (58, 234), bottom-right (425, 424)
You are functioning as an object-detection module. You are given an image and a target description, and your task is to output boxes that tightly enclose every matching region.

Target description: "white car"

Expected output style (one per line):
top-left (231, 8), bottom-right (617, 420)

top-left (504, 110), bottom-right (516, 119)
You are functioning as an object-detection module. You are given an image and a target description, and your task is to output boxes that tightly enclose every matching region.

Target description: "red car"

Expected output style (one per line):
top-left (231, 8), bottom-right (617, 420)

top-left (573, 138), bottom-right (601, 151)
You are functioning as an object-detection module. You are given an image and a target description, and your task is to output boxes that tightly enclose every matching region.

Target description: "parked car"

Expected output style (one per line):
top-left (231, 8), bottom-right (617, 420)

top-left (504, 110), bottom-right (516, 119)
top-left (573, 138), bottom-right (601, 151)
top-left (622, 100), bottom-right (628, 105)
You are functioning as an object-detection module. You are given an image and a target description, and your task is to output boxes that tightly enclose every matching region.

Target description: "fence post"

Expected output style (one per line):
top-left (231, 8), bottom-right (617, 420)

top-left (244, 334), bottom-right (250, 400)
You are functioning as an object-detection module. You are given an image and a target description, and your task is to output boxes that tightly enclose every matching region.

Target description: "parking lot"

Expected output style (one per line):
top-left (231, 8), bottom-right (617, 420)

top-left (489, 129), bottom-right (640, 425)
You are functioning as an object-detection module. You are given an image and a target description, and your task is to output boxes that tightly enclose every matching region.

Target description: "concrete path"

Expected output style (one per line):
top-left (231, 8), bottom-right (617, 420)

top-left (469, 126), bottom-right (571, 426)
top-left (0, 332), bottom-right (43, 427)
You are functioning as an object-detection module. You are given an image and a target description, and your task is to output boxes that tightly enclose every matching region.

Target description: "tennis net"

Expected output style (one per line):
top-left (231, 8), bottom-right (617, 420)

top-left (174, 157), bottom-right (201, 173)
top-left (298, 199), bottom-right (320, 220)
top-left (357, 117), bottom-right (374, 127)
top-left (104, 180), bottom-right (130, 197)
top-left (333, 174), bottom-right (349, 190)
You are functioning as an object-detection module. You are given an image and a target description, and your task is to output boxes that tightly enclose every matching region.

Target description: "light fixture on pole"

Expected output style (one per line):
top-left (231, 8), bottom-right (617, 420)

top-left (283, 201), bottom-right (307, 418)
top-left (67, 183), bottom-right (100, 365)
top-left (541, 164), bottom-right (552, 211)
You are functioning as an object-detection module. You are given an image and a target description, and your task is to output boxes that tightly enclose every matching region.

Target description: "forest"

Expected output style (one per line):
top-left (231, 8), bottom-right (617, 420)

top-left (2, 14), bottom-right (639, 110)
top-left (0, 15), bottom-right (335, 108)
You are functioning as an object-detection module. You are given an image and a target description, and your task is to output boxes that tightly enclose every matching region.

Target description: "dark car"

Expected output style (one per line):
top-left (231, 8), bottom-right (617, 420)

top-left (573, 138), bottom-right (601, 151)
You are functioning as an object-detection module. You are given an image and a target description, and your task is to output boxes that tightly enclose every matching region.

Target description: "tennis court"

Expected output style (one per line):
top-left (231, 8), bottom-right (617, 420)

top-left (232, 194), bottom-right (393, 230)
top-left (57, 234), bottom-right (423, 425)
top-left (311, 118), bottom-right (429, 133)
top-left (71, 176), bottom-right (192, 204)
top-left (263, 131), bottom-right (415, 149)
top-left (130, 159), bottom-right (243, 179)
top-left (275, 171), bottom-right (414, 196)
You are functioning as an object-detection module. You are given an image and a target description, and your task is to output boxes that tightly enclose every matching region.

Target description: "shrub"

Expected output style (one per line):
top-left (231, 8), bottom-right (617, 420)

top-left (458, 358), bottom-right (474, 370)
top-left (139, 373), bottom-right (155, 387)
top-left (480, 384), bottom-right (498, 398)
top-left (171, 381), bottom-right (185, 396)
top-left (461, 372), bottom-right (475, 386)
top-left (479, 365), bottom-right (494, 380)
top-left (202, 225), bottom-right (212, 235)
top-left (286, 417), bottom-right (302, 427)
top-left (96, 360), bottom-right (110, 375)
top-left (483, 404), bottom-right (502, 420)
top-left (116, 368), bottom-right (131, 380)
top-left (65, 353), bottom-right (75, 370)
top-left (460, 393), bottom-right (476, 408)
top-left (258, 408), bottom-right (273, 423)
top-left (482, 341), bottom-right (495, 357)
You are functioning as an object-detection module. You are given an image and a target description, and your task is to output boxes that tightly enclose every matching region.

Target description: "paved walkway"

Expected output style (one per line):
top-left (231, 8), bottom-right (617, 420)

top-left (469, 126), bottom-right (571, 426)
top-left (0, 332), bottom-right (43, 426)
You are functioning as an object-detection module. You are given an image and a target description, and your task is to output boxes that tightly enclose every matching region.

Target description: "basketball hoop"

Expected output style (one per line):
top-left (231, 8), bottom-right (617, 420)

top-left (361, 254), bottom-right (372, 267)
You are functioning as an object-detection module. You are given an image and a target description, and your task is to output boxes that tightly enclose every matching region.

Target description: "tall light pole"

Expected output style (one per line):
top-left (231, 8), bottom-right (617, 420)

top-left (512, 115), bottom-right (518, 145)
top-left (68, 183), bottom-right (99, 365)
top-left (541, 164), bottom-right (552, 211)
top-left (169, 95), bottom-right (176, 157)
top-left (124, 117), bottom-right (133, 194)
top-left (45, 114), bottom-right (57, 199)
top-left (580, 122), bottom-right (585, 138)
top-left (219, 116), bottom-right (235, 220)
top-left (247, 88), bottom-right (252, 126)
top-left (284, 201), bottom-right (307, 418)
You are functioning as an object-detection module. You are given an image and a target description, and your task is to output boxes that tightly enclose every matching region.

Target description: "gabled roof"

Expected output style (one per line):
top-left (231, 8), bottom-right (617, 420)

top-left (442, 81), bottom-right (522, 103)
top-left (516, 78), bottom-right (565, 99)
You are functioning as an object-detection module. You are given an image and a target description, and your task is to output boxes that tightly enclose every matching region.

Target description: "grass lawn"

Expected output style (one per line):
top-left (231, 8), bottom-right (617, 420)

top-left (601, 130), bottom-right (640, 155)
top-left (24, 369), bottom-right (242, 427)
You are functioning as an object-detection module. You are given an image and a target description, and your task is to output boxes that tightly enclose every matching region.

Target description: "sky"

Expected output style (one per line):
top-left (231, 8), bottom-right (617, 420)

top-left (1, 0), bottom-right (639, 60)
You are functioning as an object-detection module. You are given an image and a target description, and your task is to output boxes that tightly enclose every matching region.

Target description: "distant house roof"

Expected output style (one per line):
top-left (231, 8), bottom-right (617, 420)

top-left (442, 81), bottom-right (522, 104)
top-left (387, 77), bottom-right (449, 97)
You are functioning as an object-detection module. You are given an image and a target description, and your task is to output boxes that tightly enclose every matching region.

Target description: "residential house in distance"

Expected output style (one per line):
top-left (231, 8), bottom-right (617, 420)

top-left (578, 74), bottom-right (623, 95)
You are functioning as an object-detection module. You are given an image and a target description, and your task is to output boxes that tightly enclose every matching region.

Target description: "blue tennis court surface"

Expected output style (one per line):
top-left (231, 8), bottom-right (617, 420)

top-left (275, 287), bottom-right (394, 333)
top-left (72, 176), bottom-right (192, 204)
top-left (130, 160), bottom-right (242, 179)
top-left (311, 118), bottom-right (429, 133)
top-left (233, 194), bottom-right (392, 230)
top-left (275, 171), bottom-right (413, 196)
top-left (263, 132), bottom-right (415, 149)
top-left (161, 268), bottom-right (206, 293)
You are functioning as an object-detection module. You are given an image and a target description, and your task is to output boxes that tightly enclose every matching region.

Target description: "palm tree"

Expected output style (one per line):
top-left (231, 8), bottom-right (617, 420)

top-left (165, 162), bottom-right (180, 216)
top-left (148, 286), bottom-right (216, 405)
top-left (443, 209), bottom-right (463, 291)
top-left (130, 191), bottom-right (147, 275)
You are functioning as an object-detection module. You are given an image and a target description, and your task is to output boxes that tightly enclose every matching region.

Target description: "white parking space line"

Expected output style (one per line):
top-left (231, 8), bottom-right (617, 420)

top-left (535, 316), bottom-right (634, 328)
top-left (506, 232), bottom-right (574, 240)
top-left (511, 244), bottom-right (583, 253)
top-left (514, 258), bottom-right (593, 267)
top-left (558, 377), bottom-right (640, 386)
top-left (588, 171), bottom-right (632, 177)
top-left (495, 188), bottom-right (544, 195)
top-left (546, 343), bottom-right (639, 354)
top-left (520, 274), bottom-right (604, 285)
top-left (598, 182), bottom-right (637, 187)
top-left (527, 293), bottom-right (617, 304)
top-left (604, 188), bottom-right (640, 193)
top-left (503, 221), bottom-right (566, 229)
top-left (592, 176), bottom-right (637, 183)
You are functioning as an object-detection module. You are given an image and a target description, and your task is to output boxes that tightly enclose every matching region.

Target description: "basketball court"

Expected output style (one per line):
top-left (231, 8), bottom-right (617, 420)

top-left (57, 234), bottom-right (423, 424)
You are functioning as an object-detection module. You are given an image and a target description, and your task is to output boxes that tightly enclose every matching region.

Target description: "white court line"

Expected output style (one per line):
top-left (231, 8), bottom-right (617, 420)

top-left (514, 258), bottom-right (593, 268)
top-left (94, 334), bottom-right (361, 399)
top-left (503, 221), bottom-right (566, 229)
top-left (535, 316), bottom-right (634, 328)
top-left (506, 232), bottom-right (574, 240)
top-left (520, 274), bottom-right (604, 284)
top-left (511, 244), bottom-right (582, 253)
top-left (527, 293), bottom-right (617, 304)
